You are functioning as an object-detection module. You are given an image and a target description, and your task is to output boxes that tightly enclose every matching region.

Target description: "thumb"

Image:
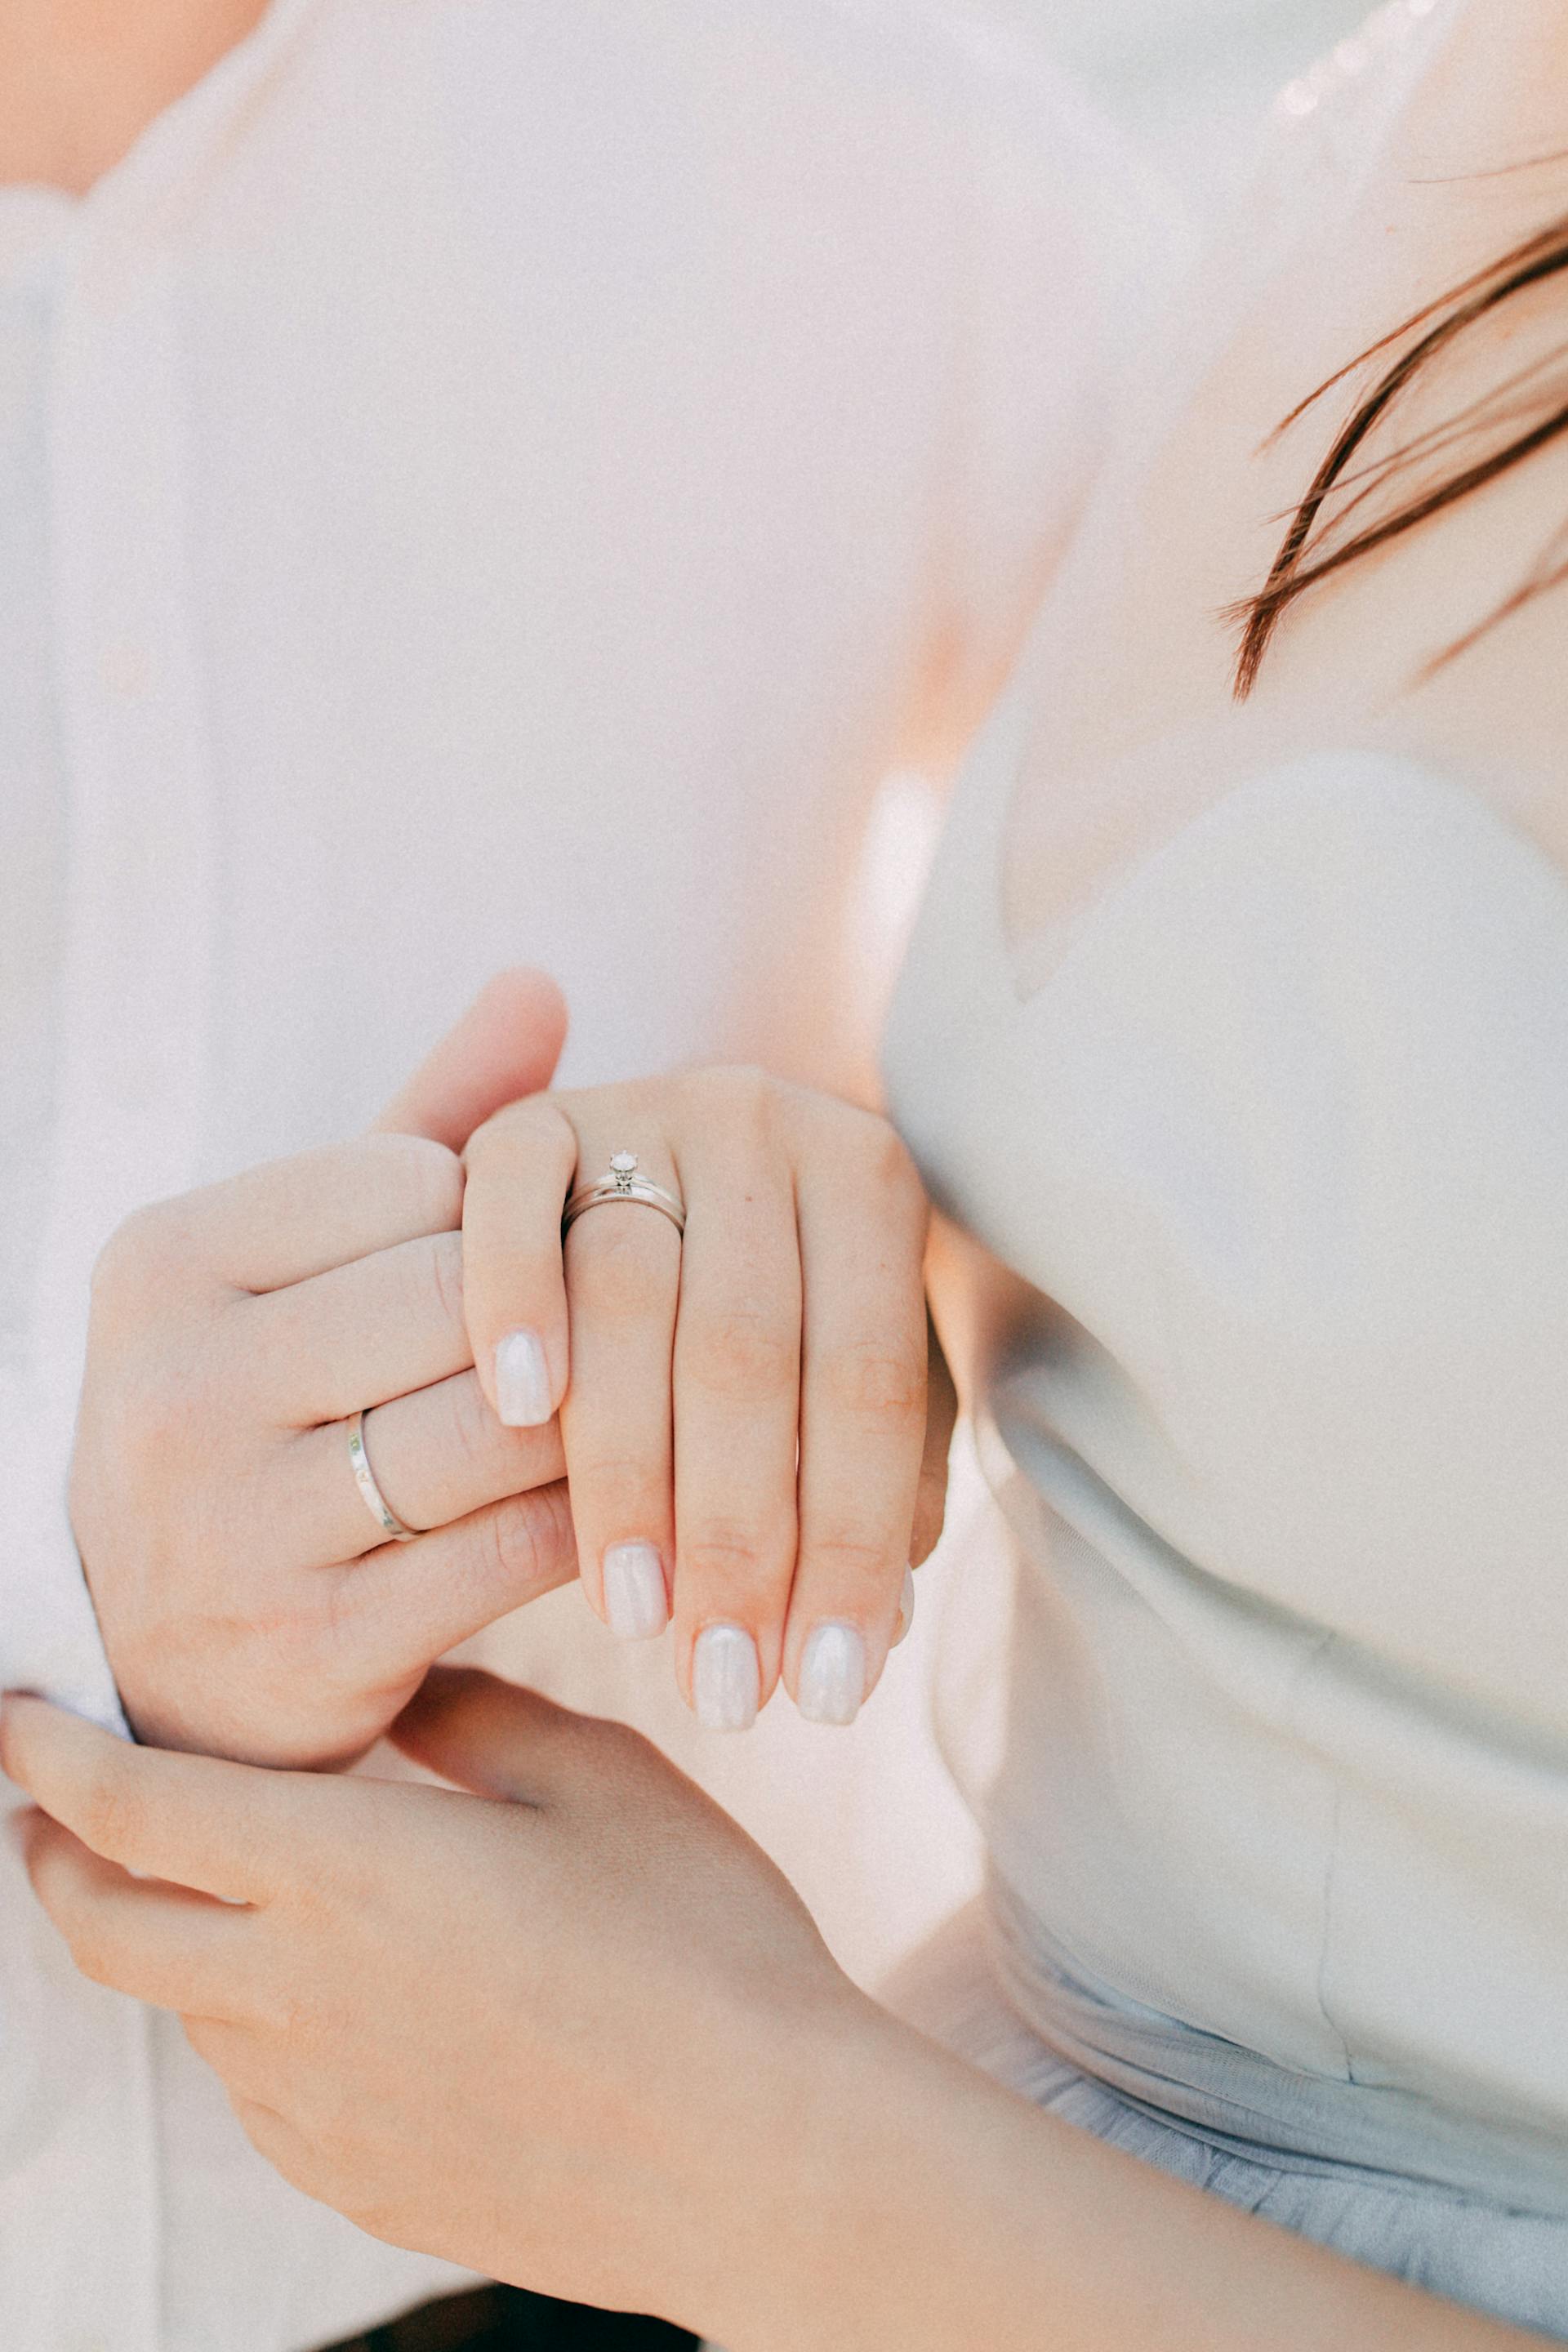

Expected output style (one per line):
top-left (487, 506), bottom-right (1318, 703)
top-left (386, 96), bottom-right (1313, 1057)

top-left (390, 1665), bottom-right (592, 1802)
top-left (372, 968), bottom-right (568, 1150)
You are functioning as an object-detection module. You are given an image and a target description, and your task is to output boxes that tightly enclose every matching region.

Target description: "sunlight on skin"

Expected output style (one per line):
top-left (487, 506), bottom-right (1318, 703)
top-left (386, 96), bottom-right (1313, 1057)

top-left (0, 0), bottom-right (270, 193)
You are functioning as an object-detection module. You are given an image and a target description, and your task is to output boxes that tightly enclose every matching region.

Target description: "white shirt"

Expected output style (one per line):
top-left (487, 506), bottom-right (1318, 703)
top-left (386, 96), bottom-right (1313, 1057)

top-left (0, 2), bottom-right (1156, 2345)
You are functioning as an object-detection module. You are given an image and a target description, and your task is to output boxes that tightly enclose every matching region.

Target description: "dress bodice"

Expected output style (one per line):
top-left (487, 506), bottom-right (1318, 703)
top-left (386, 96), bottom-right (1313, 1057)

top-left (885, 663), bottom-right (1568, 2208)
top-left (884, 0), bottom-right (1568, 2192)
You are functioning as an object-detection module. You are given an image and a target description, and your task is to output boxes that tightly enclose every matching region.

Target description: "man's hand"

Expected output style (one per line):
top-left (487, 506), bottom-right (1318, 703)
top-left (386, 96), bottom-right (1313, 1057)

top-left (72, 970), bottom-right (580, 1766)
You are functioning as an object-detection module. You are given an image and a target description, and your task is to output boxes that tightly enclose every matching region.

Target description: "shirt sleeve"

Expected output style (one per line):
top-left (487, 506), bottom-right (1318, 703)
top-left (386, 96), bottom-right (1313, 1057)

top-left (906, 11), bottom-right (1193, 761)
top-left (1, 1381), bottom-right (127, 1735)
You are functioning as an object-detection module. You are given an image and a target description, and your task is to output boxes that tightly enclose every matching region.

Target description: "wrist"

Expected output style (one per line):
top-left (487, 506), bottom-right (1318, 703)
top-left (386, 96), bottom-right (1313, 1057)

top-left (702, 1986), bottom-right (1029, 2352)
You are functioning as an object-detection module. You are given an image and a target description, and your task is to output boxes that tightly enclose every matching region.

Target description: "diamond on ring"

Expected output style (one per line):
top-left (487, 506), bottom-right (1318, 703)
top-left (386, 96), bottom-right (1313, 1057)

top-left (563, 1155), bottom-right (685, 1240)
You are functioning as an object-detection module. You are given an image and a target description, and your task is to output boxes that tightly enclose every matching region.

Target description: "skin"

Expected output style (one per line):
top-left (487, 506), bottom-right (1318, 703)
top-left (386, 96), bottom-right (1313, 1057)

top-left (1004, 0), bottom-right (1568, 994)
top-left (463, 1074), bottom-right (947, 1718)
top-left (1, 1677), bottom-right (1548, 2352)
top-left (0, 0), bottom-right (270, 192)
top-left (74, 971), bottom-right (580, 1766)
top-left (8, 2), bottom-right (1566, 2344)
top-left (14, 0), bottom-right (952, 1748)
top-left (78, 979), bottom-right (948, 1757)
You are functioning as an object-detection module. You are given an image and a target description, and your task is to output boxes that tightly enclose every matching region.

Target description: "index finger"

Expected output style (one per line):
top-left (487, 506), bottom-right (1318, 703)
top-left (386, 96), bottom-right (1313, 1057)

top-left (1, 1698), bottom-right (299, 1906)
top-left (461, 1094), bottom-right (581, 1427)
top-left (140, 1132), bottom-right (466, 1295)
top-left (372, 968), bottom-right (568, 1150)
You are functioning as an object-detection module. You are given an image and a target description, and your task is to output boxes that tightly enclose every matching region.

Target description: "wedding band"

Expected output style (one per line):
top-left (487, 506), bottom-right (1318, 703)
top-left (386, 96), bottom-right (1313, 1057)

top-left (563, 1151), bottom-right (686, 1239)
top-left (347, 1408), bottom-right (419, 1543)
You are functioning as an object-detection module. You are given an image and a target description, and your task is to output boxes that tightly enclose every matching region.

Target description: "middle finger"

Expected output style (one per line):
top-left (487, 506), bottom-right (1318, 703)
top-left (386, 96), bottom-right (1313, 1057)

top-left (244, 1230), bottom-right (473, 1428)
top-left (670, 1078), bottom-right (803, 1730)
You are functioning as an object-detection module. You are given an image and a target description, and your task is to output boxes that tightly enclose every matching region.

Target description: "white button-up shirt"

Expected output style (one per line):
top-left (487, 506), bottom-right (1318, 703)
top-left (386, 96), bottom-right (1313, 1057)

top-left (0, 2), bottom-right (1155, 2343)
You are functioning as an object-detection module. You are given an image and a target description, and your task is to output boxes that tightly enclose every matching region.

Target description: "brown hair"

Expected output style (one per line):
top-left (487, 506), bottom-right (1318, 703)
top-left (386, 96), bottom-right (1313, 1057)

top-left (1232, 209), bottom-right (1568, 697)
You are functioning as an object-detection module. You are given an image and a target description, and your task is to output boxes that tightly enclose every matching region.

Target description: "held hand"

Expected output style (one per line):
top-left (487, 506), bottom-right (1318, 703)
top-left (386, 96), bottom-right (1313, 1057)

top-left (74, 972), bottom-right (578, 1766)
top-left (462, 1069), bottom-right (954, 1729)
top-left (2, 1674), bottom-right (877, 2343)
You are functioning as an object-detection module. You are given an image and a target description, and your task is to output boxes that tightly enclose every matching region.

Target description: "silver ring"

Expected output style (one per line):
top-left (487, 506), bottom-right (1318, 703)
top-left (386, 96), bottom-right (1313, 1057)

top-left (563, 1152), bottom-right (686, 1240)
top-left (347, 1408), bottom-right (419, 1543)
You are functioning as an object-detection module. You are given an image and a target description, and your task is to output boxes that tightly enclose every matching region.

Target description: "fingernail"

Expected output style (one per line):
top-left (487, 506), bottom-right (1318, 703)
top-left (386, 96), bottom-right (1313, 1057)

top-left (893, 1566), bottom-right (915, 1647)
top-left (495, 1328), bottom-right (552, 1427)
top-left (797, 1623), bottom-right (867, 1727)
top-left (602, 1543), bottom-right (669, 1641)
top-left (692, 1624), bottom-right (760, 1733)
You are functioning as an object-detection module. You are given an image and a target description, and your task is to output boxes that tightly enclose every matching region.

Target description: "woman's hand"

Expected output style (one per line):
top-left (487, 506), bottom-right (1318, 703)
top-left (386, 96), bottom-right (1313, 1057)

top-left (73, 973), bottom-right (579, 1767)
top-left (461, 1069), bottom-right (953, 1730)
top-left (7, 1683), bottom-right (1529, 2352)
top-left (1, 1672), bottom-right (881, 2342)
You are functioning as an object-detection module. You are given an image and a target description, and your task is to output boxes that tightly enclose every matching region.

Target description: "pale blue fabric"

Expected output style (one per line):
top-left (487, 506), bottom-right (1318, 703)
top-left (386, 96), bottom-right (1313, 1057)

top-left (884, 1903), bottom-right (1568, 2342)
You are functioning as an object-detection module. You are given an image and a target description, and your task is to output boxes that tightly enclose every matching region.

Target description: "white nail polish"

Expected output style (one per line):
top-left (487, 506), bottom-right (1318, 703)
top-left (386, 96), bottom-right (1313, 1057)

top-left (692, 1624), bottom-right (760, 1732)
top-left (603, 1543), bottom-right (669, 1641)
top-left (798, 1623), bottom-right (866, 1727)
top-left (893, 1566), bottom-right (915, 1647)
top-left (495, 1328), bottom-right (552, 1427)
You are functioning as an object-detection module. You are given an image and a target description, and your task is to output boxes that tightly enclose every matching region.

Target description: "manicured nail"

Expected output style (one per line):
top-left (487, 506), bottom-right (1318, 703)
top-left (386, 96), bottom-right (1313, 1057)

top-left (602, 1543), bottom-right (669, 1641)
top-left (797, 1623), bottom-right (866, 1727)
top-left (893, 1567), bottom-right (915, 1647)
top-left (494, 1328), bottom-right (551, 1427)
top-left (692, 1624), bottom-right (760, 1732)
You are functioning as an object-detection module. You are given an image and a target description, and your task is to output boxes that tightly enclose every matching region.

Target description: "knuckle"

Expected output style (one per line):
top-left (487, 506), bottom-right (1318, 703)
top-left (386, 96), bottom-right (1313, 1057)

top-left (819, 1334), bottom-right (924, 1423)
top-left (88, 1220), bottom-right (140, 1307)
top-left (568, 1452), bottom-right (663, 1521)
top-left (680, 1062), bottom-right (779, 1134)
top-left (372, 1133), bottom-right (464, 1233)
top-left (470, 1094), bottom-right (574, 1170)
top-left (683, 1523), bottom-right (782, 1596)
top-left (119, 1345), bottom-right (217, 1468)
top-left (801, 1528), bottom-right (901, 1586)
top-left (871, 1125), bottom-right (925, 1210)
top-left (840, 1107), bottom-right (924, 1206)
top-left (681, 1307), bottom-right (796, 1404)
top-left (90, 1200), bottom-right (187, 1309)
top-left (481, 1485), bottom-right (574, 1595)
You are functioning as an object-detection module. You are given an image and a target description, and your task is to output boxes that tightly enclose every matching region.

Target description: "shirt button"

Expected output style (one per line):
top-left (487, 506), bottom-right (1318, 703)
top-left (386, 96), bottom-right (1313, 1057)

top-left (100, 637), bottom-right (154, 699)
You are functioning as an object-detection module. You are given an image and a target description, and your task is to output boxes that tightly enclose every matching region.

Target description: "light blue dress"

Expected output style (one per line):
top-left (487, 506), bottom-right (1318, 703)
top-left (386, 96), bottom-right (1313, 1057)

top-left (881, 715), bottom-right (1568, 2339)
top-left (875, 2), bottom-right (1568, 2332)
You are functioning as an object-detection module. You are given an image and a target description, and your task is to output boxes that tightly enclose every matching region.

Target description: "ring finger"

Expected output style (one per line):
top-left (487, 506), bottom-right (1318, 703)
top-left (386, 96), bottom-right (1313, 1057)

top-left (282, 1372), bottom-right (566, 1567)
top-left (557, 1118), bottom-right (684, 1642)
